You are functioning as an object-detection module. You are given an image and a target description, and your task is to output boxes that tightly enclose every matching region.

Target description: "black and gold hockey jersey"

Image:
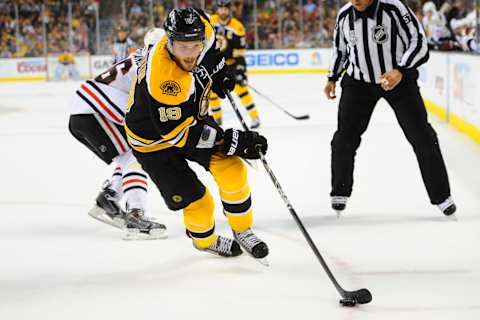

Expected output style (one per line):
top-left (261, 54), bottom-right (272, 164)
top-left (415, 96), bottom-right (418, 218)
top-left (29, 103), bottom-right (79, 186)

top-left (124, 13), bottom-right (220, 153)
top-left (210, 14), bottom-right (246, 66)
top-left (58, 52), bottom-right (75, 65)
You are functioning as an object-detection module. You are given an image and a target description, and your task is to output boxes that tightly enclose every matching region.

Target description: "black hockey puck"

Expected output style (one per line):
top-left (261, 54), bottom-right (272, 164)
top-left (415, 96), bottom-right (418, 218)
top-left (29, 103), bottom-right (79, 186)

top-left (339, 298), bottom-right (357, 307)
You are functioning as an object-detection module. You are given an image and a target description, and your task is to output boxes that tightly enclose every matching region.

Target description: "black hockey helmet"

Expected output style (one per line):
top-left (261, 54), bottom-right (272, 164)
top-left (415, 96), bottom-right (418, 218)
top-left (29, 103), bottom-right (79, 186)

top-left (163, 8), bottom-right (205, 42)
top-left (216, 0), bottom-right (232, 7)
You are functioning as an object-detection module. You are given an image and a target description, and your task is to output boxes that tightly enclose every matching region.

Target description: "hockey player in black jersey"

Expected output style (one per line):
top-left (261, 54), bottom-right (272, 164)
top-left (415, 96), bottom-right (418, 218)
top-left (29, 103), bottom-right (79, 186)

top-left (209, 0), bottom-right (260, 129)
top-left (125, 8), bottom-right (269, 261)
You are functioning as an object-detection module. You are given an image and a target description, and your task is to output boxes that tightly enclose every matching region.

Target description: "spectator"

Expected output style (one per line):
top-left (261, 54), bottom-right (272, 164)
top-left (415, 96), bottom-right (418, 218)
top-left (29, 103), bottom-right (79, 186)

top-left (303, 0), bottom-right (317, 15)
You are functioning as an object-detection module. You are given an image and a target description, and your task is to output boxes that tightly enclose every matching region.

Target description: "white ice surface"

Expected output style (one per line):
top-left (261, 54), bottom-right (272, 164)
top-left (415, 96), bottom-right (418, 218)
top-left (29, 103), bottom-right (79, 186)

top-left (0, 75), bottom-right (479, 320)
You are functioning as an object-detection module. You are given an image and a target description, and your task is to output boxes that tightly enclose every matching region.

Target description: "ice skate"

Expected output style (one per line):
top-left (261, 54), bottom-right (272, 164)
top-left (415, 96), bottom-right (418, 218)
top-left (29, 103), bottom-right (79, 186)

top-left (437, 197), bottom-right (457, 220)
top-left (193, 235), bottom-right (243, 257)
top-left (331, 196), bottom-right (348, 218)
top-left (250, 117), bottom-right (261, 130)
top-left (88, 180), bottom-right (126, 229)
top-left (233, 228), bottom-right (269, 265)
top-left (123, 209), bottom-right (167, 240)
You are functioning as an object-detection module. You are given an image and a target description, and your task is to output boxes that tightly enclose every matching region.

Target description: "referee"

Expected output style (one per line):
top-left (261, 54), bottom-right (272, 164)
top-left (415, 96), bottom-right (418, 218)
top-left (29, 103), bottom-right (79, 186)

top-left (324, 0), bottom-right (456, 216)
top-left (111, 26), bottom-right (136, 65)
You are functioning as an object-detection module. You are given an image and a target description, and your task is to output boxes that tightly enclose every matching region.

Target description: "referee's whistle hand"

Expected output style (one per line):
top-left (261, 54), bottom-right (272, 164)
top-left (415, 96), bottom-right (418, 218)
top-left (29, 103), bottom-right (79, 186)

top-left (324, 81), bottom-right (337, 100)
top-left (380, 69), bottom-right (403, 91)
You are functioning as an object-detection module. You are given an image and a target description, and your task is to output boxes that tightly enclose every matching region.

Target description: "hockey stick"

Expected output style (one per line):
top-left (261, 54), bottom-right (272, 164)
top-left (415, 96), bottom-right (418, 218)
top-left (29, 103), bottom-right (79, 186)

top-left (248, 85), bottom-right (310, 120)
top-left (225, 90), bottom-right (372, 307)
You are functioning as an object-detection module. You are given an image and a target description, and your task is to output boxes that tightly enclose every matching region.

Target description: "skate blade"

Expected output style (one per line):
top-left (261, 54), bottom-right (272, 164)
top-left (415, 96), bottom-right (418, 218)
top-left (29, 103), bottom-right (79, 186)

top-left (88, 206), bottom-right (125, 229)
top-left (255, 257), bottom-right (269, 266)
top-left (444, 214), bottom-right (458, 221)
top-left (122, 228), bottom-right (168, 241)
top-left (335, 210), bottom-right (342, 219)
top-left (241, 249), bottom-right (269, 266)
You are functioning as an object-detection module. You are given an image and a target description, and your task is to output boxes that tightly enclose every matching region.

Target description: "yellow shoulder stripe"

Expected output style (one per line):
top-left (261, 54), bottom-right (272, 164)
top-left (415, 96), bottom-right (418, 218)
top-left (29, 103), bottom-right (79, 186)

top-left (230, 18), bottom-right (246, 37)
top-left (210, 14), bottom-right (219, 24)
top-left (201, 15), bottom-right (214, 43)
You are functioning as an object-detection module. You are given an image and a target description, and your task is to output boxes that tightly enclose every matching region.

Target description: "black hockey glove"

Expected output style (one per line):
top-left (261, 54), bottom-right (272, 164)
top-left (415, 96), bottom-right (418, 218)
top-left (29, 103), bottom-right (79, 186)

top-left (220, 128), bottom-right (268, 159)
top-left (234, 57), bottom-right (248, 86)
top-left (211, 57), bottom-right (235, 99)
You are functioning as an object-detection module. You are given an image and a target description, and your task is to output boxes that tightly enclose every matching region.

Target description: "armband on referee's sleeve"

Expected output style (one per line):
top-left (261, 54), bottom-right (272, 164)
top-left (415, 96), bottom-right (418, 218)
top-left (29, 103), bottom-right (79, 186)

top-left (327, 74), bottom-right (339, 82)
top-left (396, 66), bottom-right (406, 74)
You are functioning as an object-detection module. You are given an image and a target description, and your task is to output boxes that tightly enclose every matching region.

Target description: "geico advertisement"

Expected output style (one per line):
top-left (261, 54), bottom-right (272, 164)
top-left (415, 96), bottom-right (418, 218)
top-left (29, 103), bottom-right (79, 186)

top-left (245, 49), bottom-right (327, 69)
top-left (90, 50), bottom-right (327, 73)
top-left (91, 55), bottom-right (113, 74)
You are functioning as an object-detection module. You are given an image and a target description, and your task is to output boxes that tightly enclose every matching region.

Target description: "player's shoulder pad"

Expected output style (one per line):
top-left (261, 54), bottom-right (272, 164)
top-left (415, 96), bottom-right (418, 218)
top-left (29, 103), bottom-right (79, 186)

top-left (195, 8), bottom-right (211, 21)
top-left (145, 38), bottom-right (195, 105)
top-left (210, 14), bottom-right (219, 24)
top-left (229, 18), bottom-right (246, 37)
top-left (198, 13), bottom-right (215, 59)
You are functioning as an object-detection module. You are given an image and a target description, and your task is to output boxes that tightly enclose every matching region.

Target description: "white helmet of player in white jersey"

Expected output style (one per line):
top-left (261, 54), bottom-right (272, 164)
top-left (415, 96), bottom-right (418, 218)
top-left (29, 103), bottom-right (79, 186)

top-left (144, 28), bottom-right (165, 46)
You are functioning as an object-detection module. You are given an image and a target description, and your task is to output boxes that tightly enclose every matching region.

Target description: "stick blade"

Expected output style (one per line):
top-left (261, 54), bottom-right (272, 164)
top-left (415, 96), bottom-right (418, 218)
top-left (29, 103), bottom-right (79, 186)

top-left (349, 288), bottom-right (372, 304)
top-left (340, 288), bottom-right (372, 307)
top-left (293, 114), bottom-right (310, 120)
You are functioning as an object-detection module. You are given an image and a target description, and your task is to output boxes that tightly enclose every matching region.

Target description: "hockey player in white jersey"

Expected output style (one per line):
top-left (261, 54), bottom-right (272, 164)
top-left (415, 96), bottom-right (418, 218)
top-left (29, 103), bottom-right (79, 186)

top-left (69, 28), bottom-right (166, 240)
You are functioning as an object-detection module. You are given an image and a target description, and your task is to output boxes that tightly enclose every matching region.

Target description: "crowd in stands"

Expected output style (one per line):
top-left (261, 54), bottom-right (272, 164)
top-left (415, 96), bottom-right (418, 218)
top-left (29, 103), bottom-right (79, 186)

top-left (0, 0), bottom-right (478, 58)
top-left (0, 0), bottom-right (95, 58)
top-left (418, 0), bottom-right (478, 52)
top-left (241, 0), bottom-right (338, 48)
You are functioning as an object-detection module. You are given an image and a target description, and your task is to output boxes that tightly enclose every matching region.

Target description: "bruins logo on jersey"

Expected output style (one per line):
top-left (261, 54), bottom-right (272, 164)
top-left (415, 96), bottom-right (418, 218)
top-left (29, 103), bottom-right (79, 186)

top-left (216, 34), bottom-right (228, 52)
top-left (160, 80), bottom-right (181, 96)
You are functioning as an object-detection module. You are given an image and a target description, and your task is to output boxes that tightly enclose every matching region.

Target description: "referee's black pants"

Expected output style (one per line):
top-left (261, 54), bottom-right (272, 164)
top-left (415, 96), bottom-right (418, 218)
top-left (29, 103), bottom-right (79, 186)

top-left (330, 73), bottom-right (451, 204)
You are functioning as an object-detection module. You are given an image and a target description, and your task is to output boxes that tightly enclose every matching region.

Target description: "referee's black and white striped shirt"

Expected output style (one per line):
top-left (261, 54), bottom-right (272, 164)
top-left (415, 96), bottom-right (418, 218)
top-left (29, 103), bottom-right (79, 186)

top-left (328, 0), bottom-right (429, 84)
top-left (112, 38), bottom-right (136, 64)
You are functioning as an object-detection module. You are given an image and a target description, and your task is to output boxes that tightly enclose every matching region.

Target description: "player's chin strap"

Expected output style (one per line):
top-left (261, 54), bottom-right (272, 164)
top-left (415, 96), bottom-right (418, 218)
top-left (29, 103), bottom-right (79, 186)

top-left (224, 89), bottom-right (372, 307)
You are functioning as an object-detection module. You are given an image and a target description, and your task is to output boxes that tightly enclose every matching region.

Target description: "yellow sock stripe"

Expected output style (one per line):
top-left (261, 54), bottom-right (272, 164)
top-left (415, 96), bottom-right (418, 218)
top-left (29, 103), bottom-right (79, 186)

top-left (234, 84), bottom-right (248, 96)
top-left (192, 234), bottom-right (217, 249)
top-left (184, 189), bottom-right (216, 249)
top-left (212, 112), bottom-right (223, 120)
top-left (183, 189), bottom-right (215, 233)
top-left (226, 210), bottom-right (253, 232)
top-left (220, 184), bottom-right (250, 203)
top-left (210, 154), bottom-right (250, 194)
top-left (240, 94), bottom-right (254, 106)
top-left (248, 109), bottom-right (259, 119)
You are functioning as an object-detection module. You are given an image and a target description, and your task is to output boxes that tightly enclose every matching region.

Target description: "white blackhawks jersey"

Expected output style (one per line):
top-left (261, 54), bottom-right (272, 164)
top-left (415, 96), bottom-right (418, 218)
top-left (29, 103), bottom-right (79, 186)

top-left (71, 55), bottom-right (137, 125)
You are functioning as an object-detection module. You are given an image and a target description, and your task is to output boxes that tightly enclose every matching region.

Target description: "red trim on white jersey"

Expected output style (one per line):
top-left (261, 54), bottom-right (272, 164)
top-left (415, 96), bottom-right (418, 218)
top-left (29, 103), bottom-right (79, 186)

top-left (93, 114), bottom-right (128, 154)
top-left (79, 82), bottom-right (124, 125)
